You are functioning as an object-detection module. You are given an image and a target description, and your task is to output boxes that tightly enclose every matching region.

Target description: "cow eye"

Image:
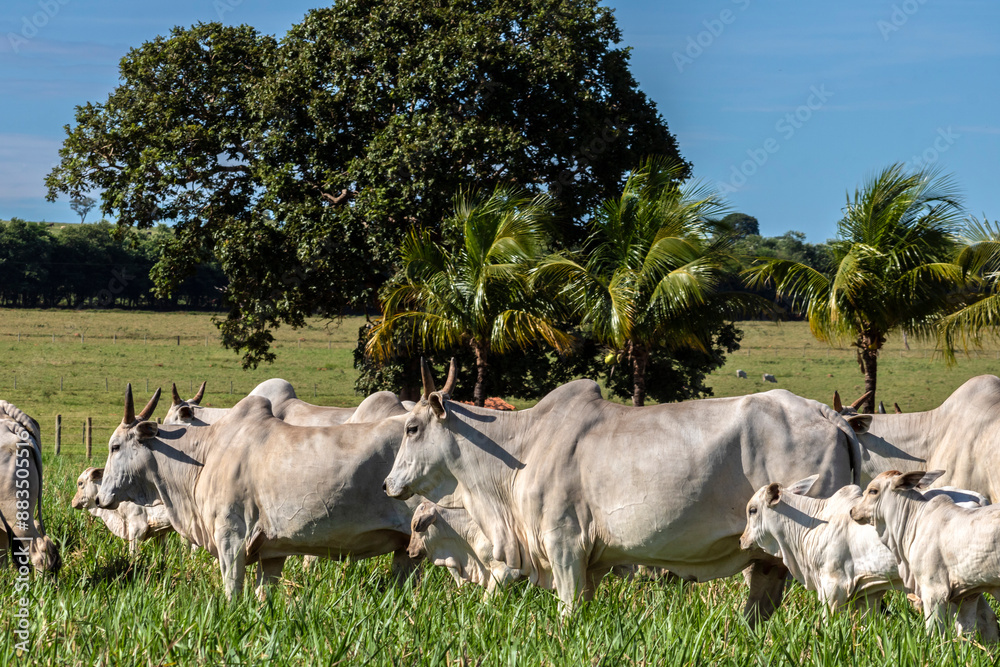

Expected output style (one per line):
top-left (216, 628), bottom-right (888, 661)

top-left (406, 423), bottom-right (419, 435)
top-left (111, 444), bottom-right (120, 453)
top-left (868, 488), bottom-right (878, 496)
top-left (748, 507), bottom-right (757, 516)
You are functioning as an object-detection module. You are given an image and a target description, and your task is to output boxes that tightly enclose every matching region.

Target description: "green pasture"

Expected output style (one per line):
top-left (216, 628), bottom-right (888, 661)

top-left (3, 309), bottom-right (1000, 664)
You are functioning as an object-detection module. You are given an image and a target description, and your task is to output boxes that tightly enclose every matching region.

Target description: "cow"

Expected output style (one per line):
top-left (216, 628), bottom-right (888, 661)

top-left (383, 362), bottom-right (865, 621)
top-left (741, 475), bottom-right (998, 639)
top-left (851, 469), bottom-right (1000, 636)
top-left (408, 501), bottom-right (521, 595)
top-left (96, 384), bottom-right (418, 601)
top-left (840, 376), bottom-right (1000, 493)
top-left (71, 467), bottom-right (173, 553)
top-left (0, 400), bottom-right (60, 574)
top-left (736, 370), bottom-right (748, 379)
top-left (763, 373), bottom-right (777, 383)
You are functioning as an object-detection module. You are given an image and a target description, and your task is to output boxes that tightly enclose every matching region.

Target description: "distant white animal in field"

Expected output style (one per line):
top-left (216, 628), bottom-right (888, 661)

top-left (736, 369), bottom-right (748, 379)
top-left (763, 373), bottom-right (777, 383)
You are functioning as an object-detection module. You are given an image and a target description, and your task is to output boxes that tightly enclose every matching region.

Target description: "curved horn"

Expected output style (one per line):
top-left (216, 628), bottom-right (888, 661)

top-left (171, 383), bottom-right (182, 406)
top-left (420, 358), bottom-right (437, 400)
top-left (441, 358), bottom-right (457, 396)
top-left (137, 387), bottom-right (162, 422)
top-left (191, 381), bottom-right (206, 404)
top-left (123, 383), bottom-right (135, 425)
top-left (833, 391), bottom-right (843, 413)
top-left (877, 401), bottom-right (886, 414)
top-left (850, 390), bottom-right (874, 411)
top-left (894, 402), bottom-right (903, 414)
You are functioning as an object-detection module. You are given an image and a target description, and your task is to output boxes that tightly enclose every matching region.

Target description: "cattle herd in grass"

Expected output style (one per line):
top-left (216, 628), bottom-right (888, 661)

top-left (9, 367), bottom-right (1000, 639)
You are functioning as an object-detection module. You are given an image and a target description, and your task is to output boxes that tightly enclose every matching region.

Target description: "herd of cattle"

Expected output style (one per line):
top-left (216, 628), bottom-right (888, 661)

top-left (8, 367), bottom-right (1000, 638)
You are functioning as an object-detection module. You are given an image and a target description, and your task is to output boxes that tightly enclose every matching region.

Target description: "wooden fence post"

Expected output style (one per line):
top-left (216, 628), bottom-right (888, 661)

top-left (85, 417), bottom-right (92, 459)
top-left (177, 335), bottom-right (180, 346)
top-left (54, 415), bottom-right (61, 456)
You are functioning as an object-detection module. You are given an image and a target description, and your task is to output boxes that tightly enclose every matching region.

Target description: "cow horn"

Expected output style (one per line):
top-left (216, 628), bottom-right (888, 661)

top-left (171, 383), bottom-right (182, 406)
top-left (123, 383), bottom-right (135, 425)
top-left (850, 391), bottom-right (873, 411)
top-left (192, 381), bottom-right (206, 404)
top-left (894, 402), bottom-right (903, 414)
top-left (441, 358), bottom-right (457, 396)
top-left (137, 387), bottom-right (162, 422)
top-left (877, 401), bottom-right (886, 414)
top-left (420, 357), bottom-right (437, 400)
top-left (833, 391), bottom-right (843, 413)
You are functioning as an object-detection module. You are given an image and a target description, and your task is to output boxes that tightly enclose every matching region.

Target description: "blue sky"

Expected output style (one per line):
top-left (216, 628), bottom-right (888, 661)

top-left (1, 0), bottom-right (997, 241)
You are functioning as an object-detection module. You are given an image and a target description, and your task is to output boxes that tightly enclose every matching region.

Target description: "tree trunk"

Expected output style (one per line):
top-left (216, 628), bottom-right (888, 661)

top-left (398, 356), bottom-right (422, 402)
top-left (855, 330), bottom-right (885, 414)
top-left (630, 342), bottom-right (648, 407)
top-left (472, 341), bottom-right (489, 408)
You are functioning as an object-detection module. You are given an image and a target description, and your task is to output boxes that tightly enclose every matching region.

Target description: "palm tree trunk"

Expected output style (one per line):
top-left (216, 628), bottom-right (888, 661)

top-left (472, 341), bottom-right (489, 408)
top-left (856, 331), bottom-right (885, 413)
top-left (630, 342), bottom-right (648, 407)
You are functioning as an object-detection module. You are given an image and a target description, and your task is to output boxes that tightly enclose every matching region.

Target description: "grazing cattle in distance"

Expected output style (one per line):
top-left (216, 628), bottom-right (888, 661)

top-left (71, 467), bottom-right (173, 553)
top-left (763, 373), bottom-right (777, 383)
top-left (0, 401), bottom-right (60, 574)
top-left (851, 469), bottom-right (1000, 636)
top-left (842, 376), bottom-right (1000, 492)
top-left (736, 370), bottom-right (748, 379)
top-left (408, 501), bottom-right (520, 595)
top-left (741, 476), bottom-right (998, 639)
top-left (383, 362), bottom-right (864, 621)
top-left (97, 384), bottom-right (419, 601)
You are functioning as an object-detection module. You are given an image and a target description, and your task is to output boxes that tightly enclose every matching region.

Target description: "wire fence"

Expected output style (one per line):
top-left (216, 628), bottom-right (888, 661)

top-left (0, 331), bottom-right (342, 349)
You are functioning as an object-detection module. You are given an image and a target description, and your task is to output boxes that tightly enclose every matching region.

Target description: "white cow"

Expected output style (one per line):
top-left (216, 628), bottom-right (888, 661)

top-left (71, 467), bottom-right (173, 553)
top-left (851, 469), bottom-right (1000, 636)
top-left (0, 400), bottom-right (60, 574)
top-left (97, 385), bottom-right (419, 601)
top-left (384, 363), bottom-right (864, 621)
top-left (741, 475), bottom-right (998, 639)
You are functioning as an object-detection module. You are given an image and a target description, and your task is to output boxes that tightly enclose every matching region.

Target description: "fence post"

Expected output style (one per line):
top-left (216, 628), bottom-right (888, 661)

top-left (146, 378), bottom-right (149, 393)
top-left (85, 417), bottom-right (92, 459)
top-left (51, 334), bottom-right (54, 344)
top-left (177, 335), bottom-right (180, 346)
top-left (60, 376), bottom-right (63, 391)
top-left (230, 381), bottom-right (233, 395)
top-left (12, 373), bottom-right (15, 390)
top-left (105, 377), bottom-right (108, 391)
top-left (54, 415), bottom-right (61, 455)
top-left (81, 334), bottom-right (84, 344)
top-left (144, 334), bottom-right (147, 345)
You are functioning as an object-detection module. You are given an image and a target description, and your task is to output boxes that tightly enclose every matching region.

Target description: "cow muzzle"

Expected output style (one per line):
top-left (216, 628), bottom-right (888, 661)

top-left (383, 476), bottom-right (413, 500)
top-left (849, 506), bottom-right (869, 524)
top-left (95, 492), bottom-right (120, 511)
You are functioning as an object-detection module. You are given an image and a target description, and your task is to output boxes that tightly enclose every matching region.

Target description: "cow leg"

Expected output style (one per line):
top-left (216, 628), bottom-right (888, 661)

top-left (742, 560), bottom-right (789, 627)
top-left (390, 548), bottom-right (418, 586)
top-left (584, 567), bottom-right (612, 602)
top-left (921, 591), bottom-right (951, 635)
top-left (215, 527), bottom-right (248, 601)
top-left (548, 548), bottom-right (586, 615)
top-left (302, 555), bottom-right (317, 570)
top-left (254, 556), bottom-right (287, 602)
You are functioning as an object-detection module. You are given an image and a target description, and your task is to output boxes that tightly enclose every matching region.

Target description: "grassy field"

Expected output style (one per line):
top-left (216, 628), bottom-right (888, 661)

top-left (4, 309), bottom-right (1000, 665)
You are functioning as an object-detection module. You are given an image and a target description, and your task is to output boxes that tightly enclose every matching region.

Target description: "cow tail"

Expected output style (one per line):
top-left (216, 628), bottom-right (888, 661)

top-left (0, 508), bottom-right (14, 569)
top-left (840, 420), bottom-right (863, 487)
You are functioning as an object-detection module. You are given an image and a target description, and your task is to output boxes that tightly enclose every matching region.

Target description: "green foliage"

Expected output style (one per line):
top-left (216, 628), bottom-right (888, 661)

top-left (721, 212), bottom-right (759, 238)
top-left (366, 187), bottom-right (572, 405)
top-left (46, 3), bottom-right (685, 369)
top-left (734, 230), bottom-right (834, 276)
top-left (745, 163), bottom-right (966, 411)
top-left (536, 157), bottom-right (758, 405)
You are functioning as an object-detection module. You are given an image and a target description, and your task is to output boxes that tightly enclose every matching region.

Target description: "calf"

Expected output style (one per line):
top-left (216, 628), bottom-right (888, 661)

top-left (762, 373), bottom-right (777, 383)
top-left (736, 369), bottom-right (748, 379)
top-left (851, 469), bottom-right (1000, 636)
top-left (408, 501), bottom-right (521, 595)
top-left (741, 476), bottom-right (997, 639)
top-left (71, 467), bottom-right (173, 553)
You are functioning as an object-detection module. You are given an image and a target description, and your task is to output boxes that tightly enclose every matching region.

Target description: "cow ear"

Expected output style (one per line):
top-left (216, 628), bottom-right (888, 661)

top-left (178, 406), bottom-right (194, 421)
top-left (785, 474), bottom-right (820, 497)
top-left (893, 469), bottom-right (945, 491)
top-left (844, 414), bottom-right (872, 434)
top-left (765, 482), bottom-right (782, 507)
top-left (413, 506), bottom-right (438, 533)
top-left (136, 420), bottom-right (159, 440)
top-left (428, 391), bottom-right (448, 420)
top-left (90, 468), bottom-right (104, 483)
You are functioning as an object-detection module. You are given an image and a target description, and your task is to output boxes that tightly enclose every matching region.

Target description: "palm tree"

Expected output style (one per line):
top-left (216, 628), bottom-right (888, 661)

top-left (534, 157), bottom-right (753, 407)
top-left (745, 163), bottom-right (965, 413)
top-left (366, 187), bottom-right (573, 406)
top-left (938, 217), bottom-right (1000, 360)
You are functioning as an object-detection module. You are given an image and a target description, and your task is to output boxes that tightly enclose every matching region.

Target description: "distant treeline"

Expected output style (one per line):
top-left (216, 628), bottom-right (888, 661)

top-left (0, 218), bottom-right (225, 309)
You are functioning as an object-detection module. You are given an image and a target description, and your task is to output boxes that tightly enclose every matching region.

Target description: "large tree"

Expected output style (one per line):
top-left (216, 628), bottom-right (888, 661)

top-left (46, 2), bottom-right (684, 367)
top-left (745, 163), bottom-right (965, 413)
top-left (534, 158), bottom-right (753, 407)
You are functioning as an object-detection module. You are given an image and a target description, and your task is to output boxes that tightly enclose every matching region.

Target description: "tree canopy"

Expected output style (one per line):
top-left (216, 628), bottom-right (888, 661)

top-left (46, 1), bottom-right (685, 367)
